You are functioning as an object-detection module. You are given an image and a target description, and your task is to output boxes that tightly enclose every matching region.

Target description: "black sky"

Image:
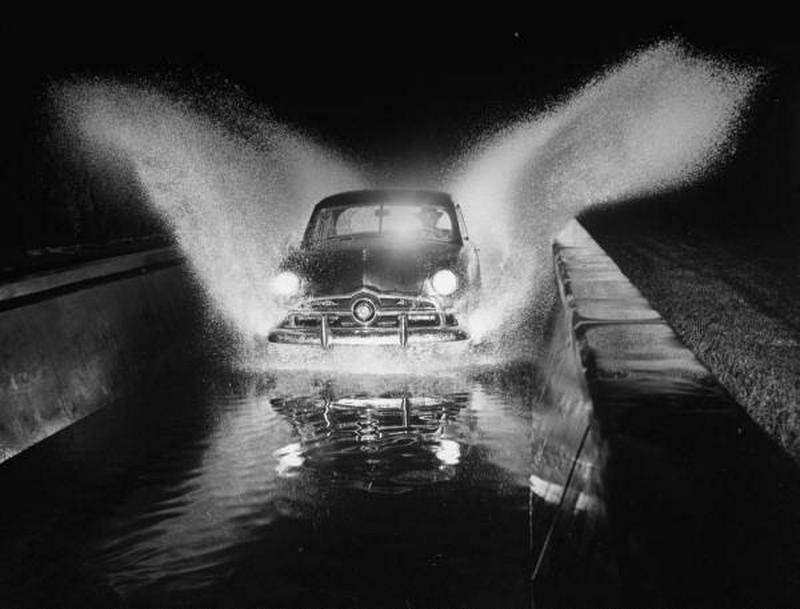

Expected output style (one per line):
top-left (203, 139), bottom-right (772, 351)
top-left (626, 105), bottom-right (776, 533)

top-left (6, 15), bottom-right (799, 147)
top-left (2, 13), bottom-right (799, 252)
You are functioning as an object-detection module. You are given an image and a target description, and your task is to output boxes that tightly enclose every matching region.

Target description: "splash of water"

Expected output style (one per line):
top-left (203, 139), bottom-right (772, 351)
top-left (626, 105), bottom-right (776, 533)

top-left (56, 40), bottom-right (762, 369)
top-left (451, 40), bottom-right (763, 346)
top-left (57, 82), bottom-right (364, 336)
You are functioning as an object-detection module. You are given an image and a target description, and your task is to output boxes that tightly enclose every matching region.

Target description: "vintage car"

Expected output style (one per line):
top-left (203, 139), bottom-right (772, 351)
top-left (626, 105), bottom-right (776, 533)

top-left (267, 189), bottom-right (480, 347)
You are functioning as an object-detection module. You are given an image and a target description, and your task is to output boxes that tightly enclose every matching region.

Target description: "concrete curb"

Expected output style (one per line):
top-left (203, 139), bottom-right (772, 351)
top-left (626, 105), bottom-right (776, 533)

top-left (0, 247), bottom-right (198, 463)
top-left (553, 219), bottom-right (718, 391)
top-left (543, 219), bottom-right (800, 606)
top-left (0, 247), bottom-right (183, 307)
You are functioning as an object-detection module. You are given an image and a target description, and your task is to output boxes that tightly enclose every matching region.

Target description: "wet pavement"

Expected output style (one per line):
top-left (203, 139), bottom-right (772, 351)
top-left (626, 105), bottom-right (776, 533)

top-left (2, 333), bottom-right (800, 607)
top-left (0, 355), bottom-right (596, 609)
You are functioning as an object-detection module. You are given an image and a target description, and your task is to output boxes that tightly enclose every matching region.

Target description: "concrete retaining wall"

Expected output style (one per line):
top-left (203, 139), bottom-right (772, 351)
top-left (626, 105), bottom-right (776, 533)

top-left (542, 219), bottom-right (800, 607)
top-left (0, 248), bottom-right (200, 463)
top-left (553, 220), bottom-right (716, 390)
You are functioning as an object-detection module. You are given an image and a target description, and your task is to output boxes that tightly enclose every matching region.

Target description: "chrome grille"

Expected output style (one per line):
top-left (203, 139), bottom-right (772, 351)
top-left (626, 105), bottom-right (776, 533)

top-left (285, 290), bottom-right (447, 331)
top-left (291, 311), bottom-right (442, 328)
top-left (302, 294), bottom-right (436, 312)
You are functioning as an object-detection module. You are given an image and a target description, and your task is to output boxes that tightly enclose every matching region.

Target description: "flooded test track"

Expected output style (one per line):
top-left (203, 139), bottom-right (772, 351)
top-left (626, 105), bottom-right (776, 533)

top-left (4, 41), bottom-right (798, 607)
top-left (0, 356), bottom-right (590, 609)
top-left (3, 226), bottom-right (800, 608)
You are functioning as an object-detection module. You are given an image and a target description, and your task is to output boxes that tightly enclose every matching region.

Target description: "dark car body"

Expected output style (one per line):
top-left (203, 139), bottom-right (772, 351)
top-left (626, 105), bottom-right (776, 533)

top-left (267, 189), bottom-right (480, 347)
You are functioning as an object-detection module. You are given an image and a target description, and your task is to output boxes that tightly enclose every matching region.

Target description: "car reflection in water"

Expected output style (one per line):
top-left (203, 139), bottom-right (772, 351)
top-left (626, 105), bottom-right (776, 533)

top-left (272, 391), bottom-right (467, 494)
top-left (0, 358), bottom-right (608, 608)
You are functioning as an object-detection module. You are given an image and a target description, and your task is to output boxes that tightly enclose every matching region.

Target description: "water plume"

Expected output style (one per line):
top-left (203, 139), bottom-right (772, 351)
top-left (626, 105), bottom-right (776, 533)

top-left (56, 82), bottom-right (364, 336)
top-left (451, 40), bottom-right (763, 348)
top-left (54, 39), bottom-right (763, 368)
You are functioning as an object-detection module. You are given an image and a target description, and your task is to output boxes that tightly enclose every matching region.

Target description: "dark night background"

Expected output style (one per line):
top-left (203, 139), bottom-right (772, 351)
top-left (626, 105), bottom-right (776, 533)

top-left (1, 14), bottom-right (799, 270)
top-left (3, 16), bottom-right (800, 608)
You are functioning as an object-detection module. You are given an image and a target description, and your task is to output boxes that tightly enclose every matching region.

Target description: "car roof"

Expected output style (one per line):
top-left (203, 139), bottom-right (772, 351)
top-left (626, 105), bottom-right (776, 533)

top-left (313, 189), bottom-right (455, 211)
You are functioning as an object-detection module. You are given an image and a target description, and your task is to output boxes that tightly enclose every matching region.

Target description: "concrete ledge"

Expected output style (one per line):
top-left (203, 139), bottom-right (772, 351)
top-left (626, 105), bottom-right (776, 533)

top-left (554, 220), bottom-right (718, 388)
top-left (0, 247), bottom-right (182, 307)
top-left (545, 219), bottom-right (800, 606)
top-left (0, 248), bottom-right (200, 463)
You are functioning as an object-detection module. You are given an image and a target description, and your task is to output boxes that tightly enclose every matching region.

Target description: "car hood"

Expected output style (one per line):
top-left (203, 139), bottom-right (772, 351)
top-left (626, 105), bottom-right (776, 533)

top-left (284, 239), bottom-right (463, 296)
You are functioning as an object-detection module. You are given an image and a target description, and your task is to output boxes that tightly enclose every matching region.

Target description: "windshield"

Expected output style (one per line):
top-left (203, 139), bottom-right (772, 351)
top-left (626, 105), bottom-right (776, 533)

top-left (306, 203), bottom-right (456, 243)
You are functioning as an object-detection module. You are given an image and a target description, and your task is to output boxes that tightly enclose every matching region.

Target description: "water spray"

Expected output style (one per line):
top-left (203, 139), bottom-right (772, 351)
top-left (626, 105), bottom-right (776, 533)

top-left (55, 40), bottom-right (762, 369)
top-left (451, 39), bottom-right (763, 348)
top-left (56, 82), bottom-right (365, 337)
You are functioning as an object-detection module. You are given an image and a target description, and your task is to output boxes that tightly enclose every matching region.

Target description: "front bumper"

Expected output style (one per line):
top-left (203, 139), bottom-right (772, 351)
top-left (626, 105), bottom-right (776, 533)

top-left (266, 290), bottom-right (469, 348)
top-left (268, 323), bottom-right (469, 347)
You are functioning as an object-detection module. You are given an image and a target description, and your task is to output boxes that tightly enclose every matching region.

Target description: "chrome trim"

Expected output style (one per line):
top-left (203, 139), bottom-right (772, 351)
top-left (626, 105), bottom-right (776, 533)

top-left (292, 309), bottom-right (439, 319)
top-left (361, 248), bottom-right (367, 286)
top-left (296, 287), bottom-right (440, 310)
top-left (320, 314), bottom-right (330, 348)
top-left (399, 313), bottom-right (408, 346)
top-left (273, 287), bottom-right (461, 347)
top-left (268, 326), bottom-right (468, 346)
top-left (351, 297), bottom-right (378, 325)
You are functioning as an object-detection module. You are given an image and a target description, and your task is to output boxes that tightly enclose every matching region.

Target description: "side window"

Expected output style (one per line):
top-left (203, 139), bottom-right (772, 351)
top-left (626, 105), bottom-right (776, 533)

top-left (455, 205), bottom-right (469, 240)
top-left (308, 210), bottom-right (334, 243)
top-left (434, 210), bottom-right (453, 232)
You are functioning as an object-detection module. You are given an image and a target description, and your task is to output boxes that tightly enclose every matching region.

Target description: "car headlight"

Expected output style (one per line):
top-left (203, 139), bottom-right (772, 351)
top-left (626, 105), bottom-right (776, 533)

top-left (271, 271), bottom-right (301, 297)
top-left (431, 269), bottom-right (458, 295)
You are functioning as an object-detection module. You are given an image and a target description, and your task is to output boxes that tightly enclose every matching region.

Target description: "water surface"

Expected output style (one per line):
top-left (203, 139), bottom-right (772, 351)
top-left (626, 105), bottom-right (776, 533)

top-left (0, 362), bottom-right (586, 608)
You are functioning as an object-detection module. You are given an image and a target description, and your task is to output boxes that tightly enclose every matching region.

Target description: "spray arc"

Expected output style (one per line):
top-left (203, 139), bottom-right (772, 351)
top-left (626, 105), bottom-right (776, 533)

top-left (57, 40), bottom-right (761, 368)
top-left (451, 40), bottom-right (762, 348)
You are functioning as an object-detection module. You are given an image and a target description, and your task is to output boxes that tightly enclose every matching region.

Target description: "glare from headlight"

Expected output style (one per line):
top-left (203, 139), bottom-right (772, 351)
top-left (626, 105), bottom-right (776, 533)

top-left (431, 269), bottom-right (458, 295)
top-left (271, 271), bottom-right (301, 297)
